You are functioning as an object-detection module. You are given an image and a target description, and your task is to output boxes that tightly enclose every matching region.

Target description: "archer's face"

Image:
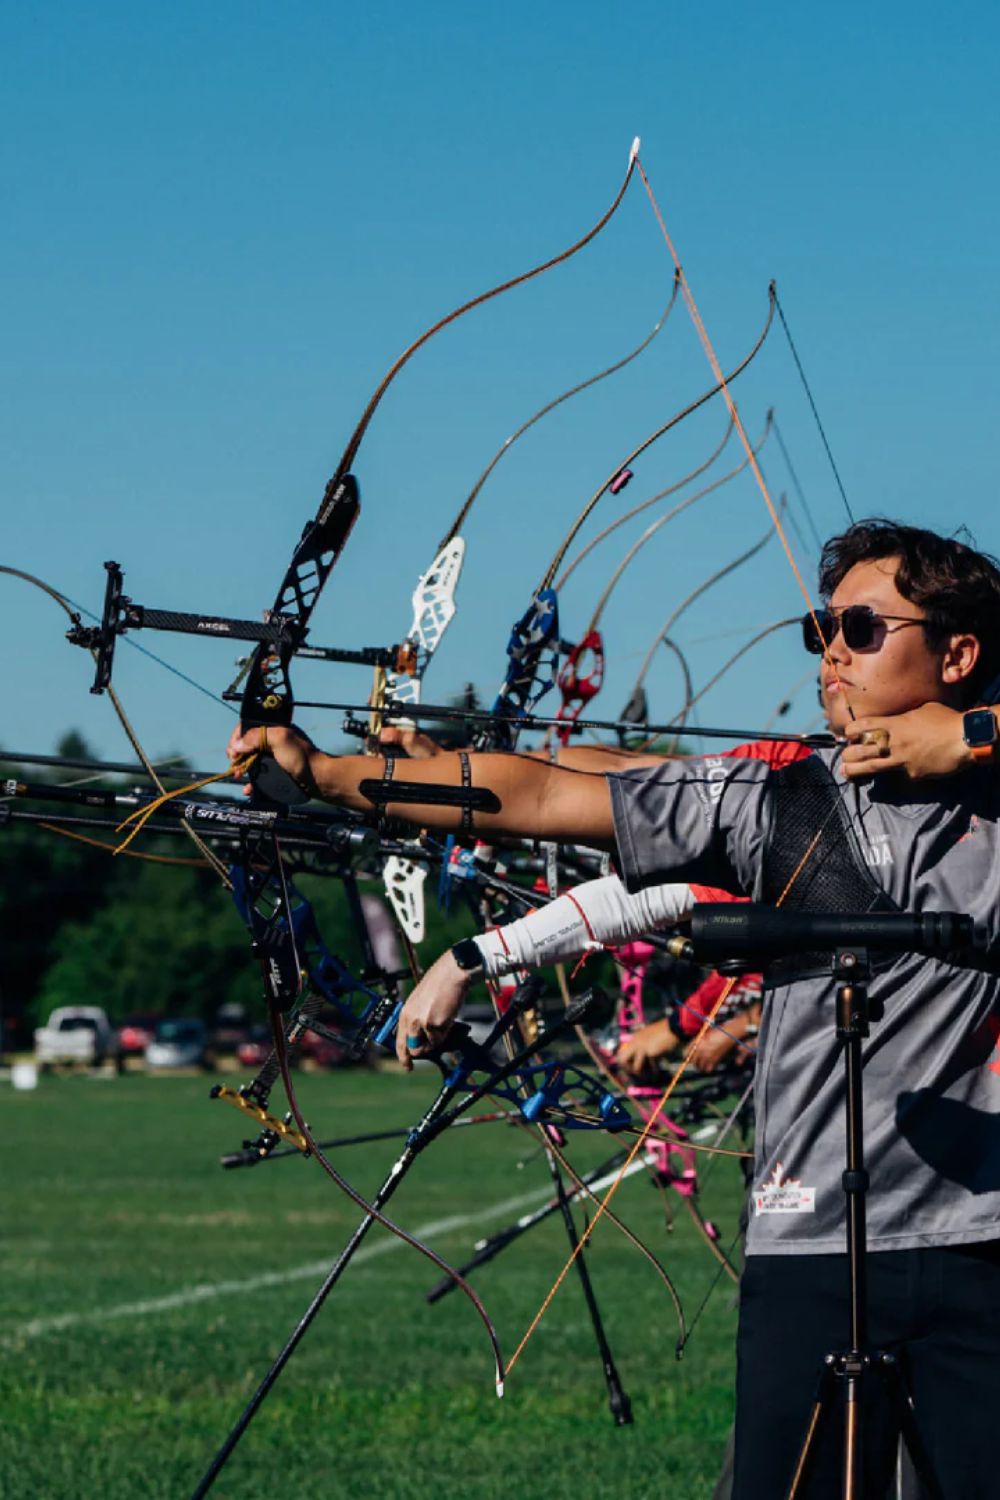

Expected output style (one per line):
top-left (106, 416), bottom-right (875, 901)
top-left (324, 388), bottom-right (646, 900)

top-left (819, 556), bottom-right (955, 734)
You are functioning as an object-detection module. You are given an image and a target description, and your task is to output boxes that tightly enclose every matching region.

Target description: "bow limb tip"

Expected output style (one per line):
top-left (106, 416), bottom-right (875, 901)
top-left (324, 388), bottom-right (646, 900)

top-left (629, 135), bottom-right (641, 162)
top-left (496, 1376), bottom-right (505, 1399)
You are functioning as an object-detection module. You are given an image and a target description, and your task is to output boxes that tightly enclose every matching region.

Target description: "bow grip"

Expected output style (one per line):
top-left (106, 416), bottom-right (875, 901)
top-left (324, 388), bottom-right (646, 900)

top-left (247, 753), bottom-right (312, 807)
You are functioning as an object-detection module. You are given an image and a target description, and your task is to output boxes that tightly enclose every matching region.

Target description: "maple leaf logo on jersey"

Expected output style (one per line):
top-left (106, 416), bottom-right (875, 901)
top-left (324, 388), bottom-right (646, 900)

top-left (762, 1162), bottom-right (801, 1190)
top-left (754, 1161), bottom-right (816, 1215)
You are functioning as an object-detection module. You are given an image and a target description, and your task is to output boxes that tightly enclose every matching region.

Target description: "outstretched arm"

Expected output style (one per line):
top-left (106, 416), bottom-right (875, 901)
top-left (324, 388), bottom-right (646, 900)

top-left (394, 875), bottom-right (694, 1068)
top-left (226, 723), bottom-right (617, 845)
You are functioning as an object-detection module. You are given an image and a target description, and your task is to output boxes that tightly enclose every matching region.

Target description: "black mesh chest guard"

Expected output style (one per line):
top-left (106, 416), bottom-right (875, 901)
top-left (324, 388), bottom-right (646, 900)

top-left (758, 754), bottom-right (899, 984)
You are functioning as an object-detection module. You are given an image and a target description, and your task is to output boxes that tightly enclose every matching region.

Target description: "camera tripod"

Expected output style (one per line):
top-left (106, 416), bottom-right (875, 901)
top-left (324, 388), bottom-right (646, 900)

top-left (785, 947), bottom-right (942, 1500)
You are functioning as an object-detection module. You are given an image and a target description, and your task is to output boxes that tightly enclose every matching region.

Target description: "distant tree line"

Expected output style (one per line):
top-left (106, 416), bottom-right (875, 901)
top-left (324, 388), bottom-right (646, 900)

top-left (0, 731), bottom-right (475, 1048)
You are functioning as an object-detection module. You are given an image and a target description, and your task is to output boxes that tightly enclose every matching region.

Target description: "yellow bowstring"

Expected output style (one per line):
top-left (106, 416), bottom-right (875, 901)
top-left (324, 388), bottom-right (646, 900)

top-left (113, 729), bottom-right (267, 856)
top-left (39, 822), bottom-right (212, 868)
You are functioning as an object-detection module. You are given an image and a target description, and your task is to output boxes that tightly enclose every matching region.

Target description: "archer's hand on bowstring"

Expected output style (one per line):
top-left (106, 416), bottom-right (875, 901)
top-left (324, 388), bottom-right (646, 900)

top-left (616, 1016), bottom-right (682, 1079)
top-left (685, 1003), bottom-right (761, 1074)
top-left (841, 702), bottom-right (974, 782)
top-left (226, 722), bottom-right (321, 798)
top-left (395, 950), bottom-right (473, 1071)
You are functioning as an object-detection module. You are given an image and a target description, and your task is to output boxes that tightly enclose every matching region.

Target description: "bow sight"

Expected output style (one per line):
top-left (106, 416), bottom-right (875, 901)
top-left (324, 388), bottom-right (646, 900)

top-left (67, 559), bottom-right (415, 698)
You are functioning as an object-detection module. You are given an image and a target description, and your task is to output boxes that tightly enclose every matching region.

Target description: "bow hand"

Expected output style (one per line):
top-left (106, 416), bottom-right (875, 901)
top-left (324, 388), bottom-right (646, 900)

top-left (396, 949), bottom-right (475, 1070)
top-left (227, 722), bottom-right (322, 802)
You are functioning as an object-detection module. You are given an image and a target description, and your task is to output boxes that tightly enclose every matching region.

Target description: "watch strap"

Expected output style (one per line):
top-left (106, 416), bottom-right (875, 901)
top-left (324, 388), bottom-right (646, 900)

top-left (964, 707), bottom-right (999, 763)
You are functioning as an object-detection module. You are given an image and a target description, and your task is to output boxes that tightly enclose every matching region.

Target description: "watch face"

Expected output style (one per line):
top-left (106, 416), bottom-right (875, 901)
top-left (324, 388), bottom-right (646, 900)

top-left (964, 709), bottom-right (998, 748)
top-left (451, 939), bottom-right (483, 972)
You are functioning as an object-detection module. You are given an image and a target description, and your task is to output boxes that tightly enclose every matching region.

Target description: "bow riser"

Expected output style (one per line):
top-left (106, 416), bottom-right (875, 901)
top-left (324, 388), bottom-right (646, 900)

top-left (551, 629), bottom-right (606, 745)
top-left (612, 939), bottom-right (699, 1192)
top-left (478, 587), bottom-right (561, 750)
top-left (239, 475), bottom-right (361, 730)
top-left (384, 537), bottom-right (465, 707)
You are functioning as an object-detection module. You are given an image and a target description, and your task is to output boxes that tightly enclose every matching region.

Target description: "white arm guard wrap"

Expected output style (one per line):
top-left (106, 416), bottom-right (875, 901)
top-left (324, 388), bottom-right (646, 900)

top-left (472, 875), bottom-right (693, 977)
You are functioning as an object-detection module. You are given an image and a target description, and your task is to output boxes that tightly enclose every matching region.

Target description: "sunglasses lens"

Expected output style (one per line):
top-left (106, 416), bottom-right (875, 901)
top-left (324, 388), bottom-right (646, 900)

top-left (802, 606), bottom-right (880, 654)
top-left (841, 606), bottom-right (876, 650)
top-left (801, 611), bottom-right (831, 655)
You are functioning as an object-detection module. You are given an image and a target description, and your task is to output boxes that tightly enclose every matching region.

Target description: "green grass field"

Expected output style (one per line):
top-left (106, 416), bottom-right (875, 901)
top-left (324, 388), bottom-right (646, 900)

top-left (2, 1068), bottom-right (744, 1499)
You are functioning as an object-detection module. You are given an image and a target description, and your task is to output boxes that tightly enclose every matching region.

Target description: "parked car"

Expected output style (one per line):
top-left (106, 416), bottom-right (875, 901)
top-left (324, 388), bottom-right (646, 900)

top-left (236, 1024), bottom-right (273, 1071)
top-left (236, 1022), bottom-right (348, 1071)
top-left (34, 1007), bottom-right (117, 1068)
top-left (299, 1027), bottom-right (348, 1070)
top-left (145, 1018), bottom-right (214, 1071)
top-left (210, 1002), bottom-right (250, 1056)
top-left (116, 1013), bottom-right (162, 1061)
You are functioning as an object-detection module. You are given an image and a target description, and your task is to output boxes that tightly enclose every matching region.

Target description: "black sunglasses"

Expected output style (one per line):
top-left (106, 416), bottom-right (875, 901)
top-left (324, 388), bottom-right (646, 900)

top-left (801, 605), bottom-right (930, 656)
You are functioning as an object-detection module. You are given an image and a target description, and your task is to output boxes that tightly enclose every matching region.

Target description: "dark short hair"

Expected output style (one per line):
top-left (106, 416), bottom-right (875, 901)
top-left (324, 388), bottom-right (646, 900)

top-left (818, 518), bottom-right (1000, 705)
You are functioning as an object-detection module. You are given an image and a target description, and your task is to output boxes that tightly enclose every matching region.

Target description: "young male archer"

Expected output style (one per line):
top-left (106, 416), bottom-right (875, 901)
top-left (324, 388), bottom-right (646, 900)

top-left (228, 519), bottom-right (1000, 1497)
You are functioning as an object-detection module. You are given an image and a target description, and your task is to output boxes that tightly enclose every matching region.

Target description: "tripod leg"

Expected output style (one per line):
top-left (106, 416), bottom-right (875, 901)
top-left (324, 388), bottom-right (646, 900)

top-left (877, 1355), bottom-right (943, 1500)
top-left (843, 1367), bottom-right (862, 1500)
top-left (786, 1358), bottom-right (837, 1500)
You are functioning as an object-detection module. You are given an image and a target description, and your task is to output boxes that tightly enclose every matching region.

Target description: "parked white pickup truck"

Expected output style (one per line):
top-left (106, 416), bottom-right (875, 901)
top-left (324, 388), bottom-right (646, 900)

top-left (34, 1007), bottom-right (117, 1067)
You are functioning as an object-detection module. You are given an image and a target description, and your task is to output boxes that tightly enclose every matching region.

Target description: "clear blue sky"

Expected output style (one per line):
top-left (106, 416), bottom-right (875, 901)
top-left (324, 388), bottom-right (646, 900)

top-left (4, 1), bottom-right (999, 764)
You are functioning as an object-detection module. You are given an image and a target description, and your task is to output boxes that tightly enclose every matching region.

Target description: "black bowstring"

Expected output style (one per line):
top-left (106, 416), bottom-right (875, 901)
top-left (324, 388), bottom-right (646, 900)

top-left (774, 291), bottom-right (855, 526)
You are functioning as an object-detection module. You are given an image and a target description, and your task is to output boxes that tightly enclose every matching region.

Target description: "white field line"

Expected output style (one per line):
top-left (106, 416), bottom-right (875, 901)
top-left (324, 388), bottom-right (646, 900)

top-left (4, 1180), bottom-right (569, 1345)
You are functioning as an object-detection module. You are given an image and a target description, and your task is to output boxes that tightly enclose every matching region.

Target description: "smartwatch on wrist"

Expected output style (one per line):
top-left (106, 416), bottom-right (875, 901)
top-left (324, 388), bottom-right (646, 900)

top-left (450, 938), bottom-right (485, 975)
top-left (962, 707), bottom-right (999, 764)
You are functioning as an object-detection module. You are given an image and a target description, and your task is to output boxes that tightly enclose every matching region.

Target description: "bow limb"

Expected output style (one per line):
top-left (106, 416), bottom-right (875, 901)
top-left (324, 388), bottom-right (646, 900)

top-left (555, 946), bottom-right (735, 1291)
top-left (681, 1195), bottom-right (741, 1285)
top-left (377, 282), bottom-right (683, 919)
top-left (553, 412), bottom-right (736, 592)
top-left (444, 270), bottom-right (682, 545)
top-left (538, 282), bottom-right (776, 590)
top-left (762, 665), bottom-right (820, 730)
top-left (546, 413), bottom-right (772, 746)
top-left (239, 141), bottom-right (644, 760)
top-left (491, 971), bottom-right (684, 1351)
top-left (628, 499), bottom-right (787, 705)
top-left (504, 970), bottom-right (742, 1379)
top-left (532, 1122), bottom-right (688, 1355)
top-left (676, 616), bottom-right (799, 723)
top-left (478, 974), bottom-right (635, 1423)
top-left (605, 637), bottom-right (694, 750)
top-left (582, 409), bottom-right (774, 637)
top-left (253, 842), bottom-right (506, 1390)
top-left (335, 138), bottom-right (642, 483)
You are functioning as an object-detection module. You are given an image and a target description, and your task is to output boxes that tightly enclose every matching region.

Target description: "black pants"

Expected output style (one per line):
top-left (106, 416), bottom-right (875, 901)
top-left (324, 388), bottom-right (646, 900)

top-left (731, 1242), bottom-right (1000, 1499)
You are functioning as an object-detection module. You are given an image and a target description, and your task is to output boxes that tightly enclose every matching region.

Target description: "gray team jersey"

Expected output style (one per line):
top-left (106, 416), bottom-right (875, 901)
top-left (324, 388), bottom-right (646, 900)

top-left (608, 746), bottom-right (1000, 1256)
